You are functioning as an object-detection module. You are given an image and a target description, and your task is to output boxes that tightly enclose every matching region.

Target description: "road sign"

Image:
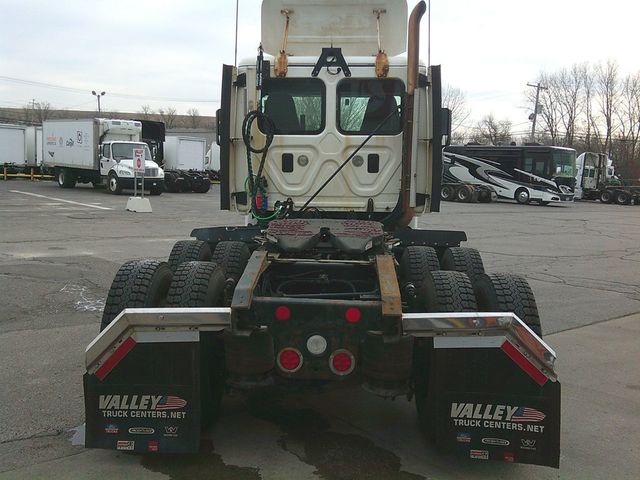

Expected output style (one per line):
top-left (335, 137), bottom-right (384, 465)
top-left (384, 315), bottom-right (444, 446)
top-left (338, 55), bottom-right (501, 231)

top-left (133, 148), bottom-right (145, 173)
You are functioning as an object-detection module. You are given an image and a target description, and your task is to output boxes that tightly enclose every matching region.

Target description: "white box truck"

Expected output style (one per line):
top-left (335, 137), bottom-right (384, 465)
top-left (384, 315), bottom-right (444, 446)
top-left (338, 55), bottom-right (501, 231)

top-left (42, 118), bottom-right (164, 195)
top-left (162, 136), bottom-right (210, 193)
top-left (0, 123), bottom-right (28, 170)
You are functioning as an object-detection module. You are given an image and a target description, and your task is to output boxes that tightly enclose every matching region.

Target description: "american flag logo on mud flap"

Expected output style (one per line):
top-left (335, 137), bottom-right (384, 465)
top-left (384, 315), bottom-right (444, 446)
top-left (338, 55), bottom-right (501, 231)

top-left (511, 407), bottom-right (545, 422)
top-left (155, 396), bottom-right (187, 410)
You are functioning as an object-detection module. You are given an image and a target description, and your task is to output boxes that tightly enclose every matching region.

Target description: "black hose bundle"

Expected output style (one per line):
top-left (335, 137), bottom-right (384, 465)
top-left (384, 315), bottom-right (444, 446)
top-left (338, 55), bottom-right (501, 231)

top-left (242, 109), bottom-right (275, 216)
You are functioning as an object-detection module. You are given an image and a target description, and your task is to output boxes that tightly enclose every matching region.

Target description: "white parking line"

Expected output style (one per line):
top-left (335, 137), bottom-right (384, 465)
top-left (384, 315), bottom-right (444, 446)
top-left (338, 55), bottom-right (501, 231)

top-left (10, 190), bottom-right (112, 210)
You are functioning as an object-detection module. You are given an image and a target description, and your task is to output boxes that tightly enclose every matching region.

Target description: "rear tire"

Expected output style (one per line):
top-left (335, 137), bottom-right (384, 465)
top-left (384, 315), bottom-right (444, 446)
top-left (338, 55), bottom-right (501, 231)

top-left (100, 260), bottom-right (173, 331)
top-left (417, 270), bottom-right (477, 313)
top-left (441, 185), bottom-right (454, 201)
top-left (168, 240), bottom-right (212, 272)
top-left (211, 241), bottom-right (251, 283)
top-left (399, 246), bottom-right (440, 311)
top-left (193, 177), bottom-right (211, 193)
top-left (212, 241), bottom-right (252, 305)
top-left (440, 247), bottom-right (485, 283)
top-left (600, 190), bottom-right (613, 203)
top-left (166, 261), bottom-right (226, 428)
top-left (57, 168), bottom-right (76, 188)
top-left (474, 272), bottom-right (542, 336)
top-left (615, 191), bottom-right (631, 205)
top-left (456, 185), bottom-right (473, 203)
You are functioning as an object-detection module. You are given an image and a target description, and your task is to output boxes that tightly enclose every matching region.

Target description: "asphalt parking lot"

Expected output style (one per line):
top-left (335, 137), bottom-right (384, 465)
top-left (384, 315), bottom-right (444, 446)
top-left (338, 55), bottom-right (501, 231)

top-left (0, 179), bottom-right (639, 479)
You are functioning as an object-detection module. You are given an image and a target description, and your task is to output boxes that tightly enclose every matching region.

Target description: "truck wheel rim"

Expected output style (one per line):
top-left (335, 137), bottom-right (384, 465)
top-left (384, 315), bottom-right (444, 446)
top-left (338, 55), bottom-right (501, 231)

top-left (58, 172), bottom-right (64, 185)
top-left (518, 190), bottom-right (529, 202)
top-left (109, 177), bottom-right (117, 191)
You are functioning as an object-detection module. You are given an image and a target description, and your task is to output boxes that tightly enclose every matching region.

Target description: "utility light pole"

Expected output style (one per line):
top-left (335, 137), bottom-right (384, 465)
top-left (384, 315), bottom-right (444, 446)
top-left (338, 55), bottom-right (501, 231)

top-left (92, 90), bottom-right (106, 113)
top-left (527, 82), bottom-right (547, 142)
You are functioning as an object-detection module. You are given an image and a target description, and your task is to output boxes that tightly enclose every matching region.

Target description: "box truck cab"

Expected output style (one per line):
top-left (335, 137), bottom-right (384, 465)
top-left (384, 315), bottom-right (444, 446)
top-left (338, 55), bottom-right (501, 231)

top-left (42, 118), bottom-right (164, 195)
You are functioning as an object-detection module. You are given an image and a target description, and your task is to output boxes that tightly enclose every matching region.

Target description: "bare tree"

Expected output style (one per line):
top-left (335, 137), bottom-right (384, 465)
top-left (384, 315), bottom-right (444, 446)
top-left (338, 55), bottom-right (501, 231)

top-left (21, 101), bottom-right (52, 124)
top-left (158, 106), bottom-right (178, 129)
top-left (138, 105), bottom-right (154, 119)
top-left (595, 60), bottom-right (620, 157)
top-left (186, 107), bottom-right (201, 128)
top-left (612, 73), bottom-right (640, 178)
top-left (442, 85), bottom-right (470, 133)
top-left (471, 114), bottom-right (512, 145)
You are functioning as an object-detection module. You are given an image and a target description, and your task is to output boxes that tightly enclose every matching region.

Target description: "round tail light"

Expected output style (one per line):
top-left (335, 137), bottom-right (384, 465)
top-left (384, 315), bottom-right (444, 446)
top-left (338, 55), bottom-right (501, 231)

top-left (330, 349), bottom-right (355, 375)
top-left (277, 348), bottom-right (302, 372)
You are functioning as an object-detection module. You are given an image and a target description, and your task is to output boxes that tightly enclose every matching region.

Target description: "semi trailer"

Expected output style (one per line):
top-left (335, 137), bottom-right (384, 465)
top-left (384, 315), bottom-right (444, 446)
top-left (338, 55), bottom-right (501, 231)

top-left (138, 120), bottom-right (211, 193)
top-left (575, 152), bottom-right (639, 205)
top-left (42, 118), bottom-right (164, 194)
top-left (83, 0), bottom-right (561, 468)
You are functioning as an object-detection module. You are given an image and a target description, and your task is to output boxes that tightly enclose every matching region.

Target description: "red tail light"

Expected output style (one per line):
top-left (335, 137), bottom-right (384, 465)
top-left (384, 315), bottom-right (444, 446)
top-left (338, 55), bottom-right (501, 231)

top-left (274, 305), bottom-right (291, 321)
top-left (330, 349), bottom-right (355, 375)
top-left (345, 307), bottom-right (361, 324)
top-left (277, 348), bottom-right (302, 372)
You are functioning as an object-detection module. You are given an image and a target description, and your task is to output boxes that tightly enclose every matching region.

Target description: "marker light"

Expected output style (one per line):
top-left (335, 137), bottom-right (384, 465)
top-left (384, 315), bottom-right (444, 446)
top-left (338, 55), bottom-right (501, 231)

top-left (345, 307), bottom-right (361, 324)
top-left (275, 305), bottom-right (291, 321)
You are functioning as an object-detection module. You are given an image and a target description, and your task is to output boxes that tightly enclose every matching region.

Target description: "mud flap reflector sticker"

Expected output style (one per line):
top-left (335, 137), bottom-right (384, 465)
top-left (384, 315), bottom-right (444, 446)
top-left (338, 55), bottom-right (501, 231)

top-left (500, 340), bottom-right (548, 386)
top-left (95, 336), bottom-right (137, 381)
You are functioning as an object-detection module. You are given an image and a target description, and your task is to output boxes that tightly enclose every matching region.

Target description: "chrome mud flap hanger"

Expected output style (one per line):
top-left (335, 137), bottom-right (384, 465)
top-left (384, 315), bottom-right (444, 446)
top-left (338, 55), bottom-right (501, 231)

top-left (402, 311), bottom-right (558, 385)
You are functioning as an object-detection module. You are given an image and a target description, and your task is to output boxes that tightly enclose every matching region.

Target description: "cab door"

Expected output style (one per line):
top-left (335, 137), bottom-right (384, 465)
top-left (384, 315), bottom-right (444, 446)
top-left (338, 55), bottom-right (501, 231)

top-left (99, 143), bottom-right (114, 175)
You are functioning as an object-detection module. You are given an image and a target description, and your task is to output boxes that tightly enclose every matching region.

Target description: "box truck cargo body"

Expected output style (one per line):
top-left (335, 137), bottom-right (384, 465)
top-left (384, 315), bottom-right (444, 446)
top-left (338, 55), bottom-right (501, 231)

top-left (0, 124), bottom-right (28, 167)
top-left (42, 118), bottom-right (164, 194)
top-left (163, 136), bottom-right (206, 171)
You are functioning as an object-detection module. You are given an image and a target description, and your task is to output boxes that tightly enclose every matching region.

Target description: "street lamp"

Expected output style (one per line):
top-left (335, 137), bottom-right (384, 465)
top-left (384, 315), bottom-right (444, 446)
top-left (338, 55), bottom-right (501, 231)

top-left (92, 90), bottom-right (106, 113)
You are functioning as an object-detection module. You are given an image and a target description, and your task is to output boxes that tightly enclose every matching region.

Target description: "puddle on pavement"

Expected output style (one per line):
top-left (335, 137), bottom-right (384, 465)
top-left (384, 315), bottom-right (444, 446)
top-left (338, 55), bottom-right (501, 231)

top-left (141, 439), bottom-right (261, 480)
top-left (247, 394), bottom-right (425, 480)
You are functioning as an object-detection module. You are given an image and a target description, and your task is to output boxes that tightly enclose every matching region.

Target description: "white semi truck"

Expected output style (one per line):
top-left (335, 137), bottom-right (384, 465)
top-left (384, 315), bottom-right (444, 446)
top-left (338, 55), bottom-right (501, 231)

top-left (42, 118), bottom-right (164, 195)
top-left (574, 152), bottom-right (638, 204)
top-left (83, 0), bottom-right (561, 468)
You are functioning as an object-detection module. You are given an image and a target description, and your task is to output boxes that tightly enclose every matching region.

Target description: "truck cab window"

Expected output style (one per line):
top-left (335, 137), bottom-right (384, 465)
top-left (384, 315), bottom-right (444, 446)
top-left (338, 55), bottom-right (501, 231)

top-left (260, 78), bottom-right (325, 135)
top-left (337, 78), bottom-right (403, 135)
top-left (102, 144), bottom-right (111, 158)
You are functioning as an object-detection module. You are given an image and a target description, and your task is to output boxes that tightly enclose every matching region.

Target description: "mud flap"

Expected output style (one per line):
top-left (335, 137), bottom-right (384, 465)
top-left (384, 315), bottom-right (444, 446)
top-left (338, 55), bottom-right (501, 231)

top-left (84, 339), bottom-right (203, 453)
top-left (428, 347), bottom-right (560, 467)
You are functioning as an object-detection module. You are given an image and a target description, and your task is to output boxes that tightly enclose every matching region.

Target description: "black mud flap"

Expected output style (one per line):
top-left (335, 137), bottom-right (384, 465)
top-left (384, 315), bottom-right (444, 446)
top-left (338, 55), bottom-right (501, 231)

top-left (84, 340), bottom-right (202, 454)
top-left (428, 347), bottom-right (560, 468)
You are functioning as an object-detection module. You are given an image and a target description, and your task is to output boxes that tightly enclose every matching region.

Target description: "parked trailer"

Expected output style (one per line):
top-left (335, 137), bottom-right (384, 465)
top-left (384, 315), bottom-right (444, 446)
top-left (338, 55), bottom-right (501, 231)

top-left (0, 123), bottom-right (28, 172)
top-left (138, 120), bottom-right (211, 193)
top-left (163, 136), bottom-right (211, 193)
top-left (575, 152), bottom-right (640, 205)
top-left (42, 118), bottom-right (164, 194)
top-left (83, 0), bottom-right (560, 468)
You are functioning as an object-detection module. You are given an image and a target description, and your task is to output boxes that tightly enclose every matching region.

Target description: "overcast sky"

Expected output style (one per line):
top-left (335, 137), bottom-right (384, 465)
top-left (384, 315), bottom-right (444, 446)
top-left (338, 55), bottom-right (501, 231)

top-left (1, 0), bottom-right (638, 130)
